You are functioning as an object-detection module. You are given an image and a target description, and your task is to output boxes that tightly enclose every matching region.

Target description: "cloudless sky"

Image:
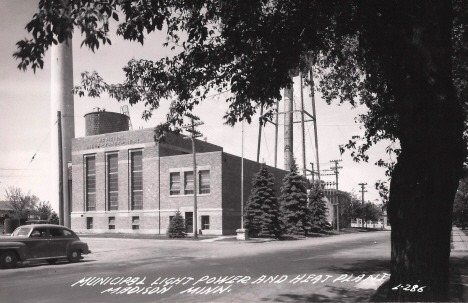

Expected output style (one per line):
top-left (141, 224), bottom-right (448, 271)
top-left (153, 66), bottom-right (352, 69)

top-left (0, 1), bottom-right (390, 212)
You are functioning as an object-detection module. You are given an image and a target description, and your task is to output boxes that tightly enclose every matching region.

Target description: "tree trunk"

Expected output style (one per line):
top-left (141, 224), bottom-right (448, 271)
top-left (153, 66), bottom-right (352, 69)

top-left (383, 1), bottom-right (465, 301)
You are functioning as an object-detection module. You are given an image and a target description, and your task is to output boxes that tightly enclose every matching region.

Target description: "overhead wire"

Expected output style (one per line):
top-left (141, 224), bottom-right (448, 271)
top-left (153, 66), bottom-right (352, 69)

top-left (13, 120), bottom-right (57, 187)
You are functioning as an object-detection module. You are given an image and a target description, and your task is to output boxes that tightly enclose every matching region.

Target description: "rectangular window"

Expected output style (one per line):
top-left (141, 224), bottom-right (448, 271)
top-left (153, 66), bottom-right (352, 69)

top-left (107, 153), bottom-right (119, 211)
top-left (185, 212), bottom-right (193, 233)
top-left (199, 170), bottom-right (210, 194)
top-left (86, 217), bottom-right (93, 229)
top-left (170, 172), bottom-right (181, 195)
top-left (184, 171), bottom-right (194, 195)
top-left (201, 216), bottom-right (210, 230)
top-left (130, 150), bottom-right (143, 210)
top-left (132, 216), bottom-right (140, 230)
top-left (108, 217), bottom-right (115, 230)
top-left (85, 156), bottom-right (96, 211)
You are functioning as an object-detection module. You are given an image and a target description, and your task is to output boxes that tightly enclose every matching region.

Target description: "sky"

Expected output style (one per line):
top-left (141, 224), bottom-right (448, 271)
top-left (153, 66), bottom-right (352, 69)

top-left (0, 1), bottom-right (390, 212)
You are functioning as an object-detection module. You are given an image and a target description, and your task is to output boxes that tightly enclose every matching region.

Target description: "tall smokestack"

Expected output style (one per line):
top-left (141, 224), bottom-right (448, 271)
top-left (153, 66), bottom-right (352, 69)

top-left (284, 76), bottom-right (294, 171)
top-left (51, 39), bottom-right (75, 227)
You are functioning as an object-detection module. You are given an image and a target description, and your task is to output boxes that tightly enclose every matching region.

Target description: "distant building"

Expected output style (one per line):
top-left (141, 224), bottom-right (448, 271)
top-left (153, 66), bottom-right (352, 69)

top-left (0, 201), bottom-right (13, 218)
top-left (71, 111), bottom-right (288, 235)
top-left (0, 201), bottom-right (13, 231)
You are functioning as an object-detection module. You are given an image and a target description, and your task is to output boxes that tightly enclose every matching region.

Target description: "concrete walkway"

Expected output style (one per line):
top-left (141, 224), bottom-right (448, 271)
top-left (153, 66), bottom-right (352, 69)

top-left (199, 236), bottom-right (235, 242)
top-left (452, 226), bottom-right (468, 251)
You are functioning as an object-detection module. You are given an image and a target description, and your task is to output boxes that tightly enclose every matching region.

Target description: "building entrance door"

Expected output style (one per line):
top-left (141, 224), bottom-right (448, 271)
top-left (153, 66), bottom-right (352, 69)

top-left (185, 212), bottom-right (193, 233)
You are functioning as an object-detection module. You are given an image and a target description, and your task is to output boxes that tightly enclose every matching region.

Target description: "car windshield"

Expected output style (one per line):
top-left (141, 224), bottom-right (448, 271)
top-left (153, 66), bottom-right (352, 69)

top-left (12, 227), bottom-right (32, 237)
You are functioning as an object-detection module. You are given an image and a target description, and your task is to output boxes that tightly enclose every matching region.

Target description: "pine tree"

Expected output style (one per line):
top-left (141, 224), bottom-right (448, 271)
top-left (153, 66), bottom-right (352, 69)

top-left (279, 159), bottom-right (311, 235)
top-left (167, 210), bottom-right (187, 238)
top-left (308, 181), bottom-right (329, 233)
top-left (244, 163), bottom-right (282, 238)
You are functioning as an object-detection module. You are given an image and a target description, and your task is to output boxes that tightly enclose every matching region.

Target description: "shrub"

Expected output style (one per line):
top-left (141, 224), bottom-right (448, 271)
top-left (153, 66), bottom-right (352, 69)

top-left (167, 210), bottom-right (187, 238)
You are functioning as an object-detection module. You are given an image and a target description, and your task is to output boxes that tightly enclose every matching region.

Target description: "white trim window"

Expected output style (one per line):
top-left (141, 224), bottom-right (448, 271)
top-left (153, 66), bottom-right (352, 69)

top-left (85, 155), bottom-right (96, 211)
top-left (107, 153), bottom-right (119, 210)
top-left (184, 171), bottom-right (194, 195)
top-left (130, 150), bottom-right (143, 210)
top-left (170, 172), bottom-right (181, 195)
top-left (199, 170), bottom-right (210, 194)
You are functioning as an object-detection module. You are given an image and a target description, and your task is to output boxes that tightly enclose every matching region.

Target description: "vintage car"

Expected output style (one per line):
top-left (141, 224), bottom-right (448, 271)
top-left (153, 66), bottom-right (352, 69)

top-left (0, 224), bottom-right (91, 269)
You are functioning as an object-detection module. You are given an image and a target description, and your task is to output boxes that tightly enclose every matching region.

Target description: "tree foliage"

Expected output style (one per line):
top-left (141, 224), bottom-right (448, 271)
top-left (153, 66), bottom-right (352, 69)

top-left (338, 191), bottom-right (361, 228)
top-left (49, 211), bottom-right (60, 225)
top-left (308, 181), bottom-right (329, 233)
top-left (279, 159), bottom-right (310, 235)
top-left (34, 201), bottom-right (53, 221)
top-left (244, 163), bottom-right (282, 238)
top-left (4, 187), bottom-right (39, 220)
top-left (359, 202), bottom-right (381, 227)
top-left (14, 0), bottom-right (468, 300)
top-left (167, 210), bottom-right (187, 238)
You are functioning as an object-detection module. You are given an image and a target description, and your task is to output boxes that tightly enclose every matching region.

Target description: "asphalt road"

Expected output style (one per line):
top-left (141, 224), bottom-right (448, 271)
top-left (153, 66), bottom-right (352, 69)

top-left (0, 231), bottom-right (391, 303)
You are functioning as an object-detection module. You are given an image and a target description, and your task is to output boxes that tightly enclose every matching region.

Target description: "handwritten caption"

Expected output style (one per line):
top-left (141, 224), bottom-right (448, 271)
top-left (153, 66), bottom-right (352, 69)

top-left (392, 284), bottom-right (426, 292)
top-left (71, 273), bottom-right (390, 295)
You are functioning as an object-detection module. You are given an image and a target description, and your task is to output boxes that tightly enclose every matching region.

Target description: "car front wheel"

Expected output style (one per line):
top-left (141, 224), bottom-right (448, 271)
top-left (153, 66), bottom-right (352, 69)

top-left (67, 249), bottom-right (81, 263)
top-left (0, 251), bottom-right (18, 269)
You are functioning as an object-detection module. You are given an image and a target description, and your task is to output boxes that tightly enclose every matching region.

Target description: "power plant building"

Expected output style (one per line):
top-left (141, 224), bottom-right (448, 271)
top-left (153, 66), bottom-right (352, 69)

top-left (70, 110), bottom-right (288, 235)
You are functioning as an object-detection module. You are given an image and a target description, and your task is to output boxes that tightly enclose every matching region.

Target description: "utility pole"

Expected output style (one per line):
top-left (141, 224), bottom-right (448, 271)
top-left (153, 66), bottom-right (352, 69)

top-left (257, 106), bottom-right (263, 163)
top-left (241, 120), bottom-right (245, 229)
top-left (274, 100), bottom-right (279, 168)
top-left (57, 111), bottom-right (64, 226)
top-left (359, 183), bottom-right (368, 204)
top-left (310, 163), bottom-right (315, 182)
top-left (330, 160), bottom-right (343, 231)
top-left (310, 67), bottom-right (321, 181)
top-left (300, 72), bottom-right (307, 177)
top-left (183, 114), bottom-right (204, 238)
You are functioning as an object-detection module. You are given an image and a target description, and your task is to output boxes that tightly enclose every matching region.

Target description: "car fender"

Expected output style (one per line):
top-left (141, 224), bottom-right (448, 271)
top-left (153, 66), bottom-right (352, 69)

top-left (68, 240), bottom-right (90, 255)
top-left (0, 242), bottom-right (27, 260)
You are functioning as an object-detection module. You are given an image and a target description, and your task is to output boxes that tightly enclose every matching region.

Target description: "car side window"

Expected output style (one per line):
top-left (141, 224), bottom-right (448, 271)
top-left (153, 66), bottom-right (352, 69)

top-left (49, 228), bottom-right (64, 237)
top-left (30, 228), bottom-right (47, 238)
top-left (62, 230), bottom-right (73, 237)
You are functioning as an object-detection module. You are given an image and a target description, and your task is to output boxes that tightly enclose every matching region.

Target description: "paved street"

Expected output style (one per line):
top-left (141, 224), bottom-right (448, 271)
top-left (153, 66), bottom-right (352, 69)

top-left (0, 231), bottom-right (392, 303)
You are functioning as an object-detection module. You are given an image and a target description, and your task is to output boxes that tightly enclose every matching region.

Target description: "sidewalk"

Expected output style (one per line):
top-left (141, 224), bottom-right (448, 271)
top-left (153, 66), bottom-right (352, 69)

top-left (452, 226), bottom-right (468, 251)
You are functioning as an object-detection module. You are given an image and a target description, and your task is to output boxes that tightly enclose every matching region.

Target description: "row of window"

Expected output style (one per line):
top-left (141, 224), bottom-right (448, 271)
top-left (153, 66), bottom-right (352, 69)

top-left (85, 150), bottom-right (143, 212)
top-left (84, 150), bottom-right (212, 212)
top-left (170, 170), bottom-right (210, 195)
top-left (86, 216), bottom-right (140, 230)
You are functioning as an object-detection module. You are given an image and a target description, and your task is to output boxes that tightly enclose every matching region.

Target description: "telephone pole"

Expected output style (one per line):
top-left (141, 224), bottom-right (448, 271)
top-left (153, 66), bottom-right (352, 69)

top-left (57, 111), bottom-right (64, 226)
top-left (183, 114), bottom-right (204, 238)
top-left (330, 160), bottom-right (343, 230)
top-left (359, 183), bottom-right (368, 204)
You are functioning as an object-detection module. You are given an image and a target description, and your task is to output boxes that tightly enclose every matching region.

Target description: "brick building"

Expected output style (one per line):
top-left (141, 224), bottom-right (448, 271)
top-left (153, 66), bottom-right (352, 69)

top-left (71, 117), bottom-right (287, 235)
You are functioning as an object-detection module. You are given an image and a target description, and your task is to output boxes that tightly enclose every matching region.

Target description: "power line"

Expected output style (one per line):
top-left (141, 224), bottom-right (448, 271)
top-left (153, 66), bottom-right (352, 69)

top-left (13, 120), bottom-right (57, 187)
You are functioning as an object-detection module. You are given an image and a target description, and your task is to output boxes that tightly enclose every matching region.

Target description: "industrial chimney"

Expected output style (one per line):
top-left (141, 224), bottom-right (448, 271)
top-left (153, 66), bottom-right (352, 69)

top-left (284, 75), bottom-right (294, 171)
top-left (50, 39), bottom-right (75, 228)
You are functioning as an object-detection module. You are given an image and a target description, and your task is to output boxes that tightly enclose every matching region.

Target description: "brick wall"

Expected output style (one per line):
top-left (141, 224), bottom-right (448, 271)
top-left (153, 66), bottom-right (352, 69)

top-left (85, 112), bottom-right (129, 136)
top-left (71, 128), bottom-right (226, 234)
top-left (222, 153), bottom-right (287, 234)
top-left (70, 127), bottom-right (286, 235)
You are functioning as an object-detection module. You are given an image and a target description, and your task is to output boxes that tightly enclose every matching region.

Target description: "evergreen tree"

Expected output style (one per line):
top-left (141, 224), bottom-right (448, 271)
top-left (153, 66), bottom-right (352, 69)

top-left (167, 210), bottom-right (187, 238)
top-left (244, 163), bottom-right (282, 238)
top-left (279, 159), bottom-right (311, 235)
top-left (308, 181), bottom-right (329, 233)
top-left (48, 212), bottom-right (59, 225)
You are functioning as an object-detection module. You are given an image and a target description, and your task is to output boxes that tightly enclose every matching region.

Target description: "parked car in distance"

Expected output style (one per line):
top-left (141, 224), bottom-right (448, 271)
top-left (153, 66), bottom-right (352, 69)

top-left (0, 224), bottom-right (91, 269)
